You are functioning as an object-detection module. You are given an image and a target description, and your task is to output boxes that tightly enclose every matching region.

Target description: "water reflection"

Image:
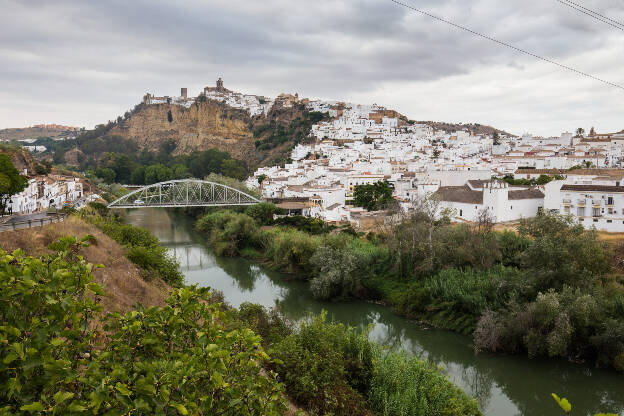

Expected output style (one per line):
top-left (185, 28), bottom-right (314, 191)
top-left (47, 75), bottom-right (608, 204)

top-left (122, 209), bottom-right (624, 416)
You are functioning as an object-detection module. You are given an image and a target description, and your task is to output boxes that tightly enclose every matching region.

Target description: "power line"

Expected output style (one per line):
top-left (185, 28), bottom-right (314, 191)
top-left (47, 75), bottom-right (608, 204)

top-left (387, 0), bottom-right (624, 91)
top-left (556, 0), bottom-right (624, 31)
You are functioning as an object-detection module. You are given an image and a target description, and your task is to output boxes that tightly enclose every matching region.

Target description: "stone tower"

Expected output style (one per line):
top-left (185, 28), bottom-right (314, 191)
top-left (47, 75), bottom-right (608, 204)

top-left (181, 87), bottom-right (187, 98)
top-left (216, 77), bottom-right (224, 91)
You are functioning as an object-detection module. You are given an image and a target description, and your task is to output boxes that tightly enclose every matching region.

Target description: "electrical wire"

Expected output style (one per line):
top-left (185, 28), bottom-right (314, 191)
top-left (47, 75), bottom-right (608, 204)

top-left (387, 0), bottom-right (624, 91)
top-left (556, 0), bottom-right (624, 31)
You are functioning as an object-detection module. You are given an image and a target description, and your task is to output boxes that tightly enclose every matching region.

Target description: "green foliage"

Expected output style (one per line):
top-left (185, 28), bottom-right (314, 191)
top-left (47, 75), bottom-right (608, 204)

top-left (81, 207), bottom-right (183, 287)
top-left (424, 266), bottom-right (526, 316)
top-left (273, 215), bottom-right (336, 234)
top-left (245, 202), bottom-right (282, 225)
top-left (0, 244), bottom-right (287, 415)
top-left (368, 351), bottom-right (481, 416)
top-left (196, 211), bottom-right (259, 256)
top-left (253, 110), bottom-right (329, 150)
top-left (262, 227), bottom-right (321, 276)
top-left (517, 211), bottom-right (611, 290)
top-left (353, 181), bottom-right (395, 211)
top-left (270, 313), bottom-right (376, 416)
top-left (0, 153), bottom-right (29, 215)
top-left (144, 163), bottom-right (173, 184)
top-left (310, 236), bottom-right (390, 300)
top-left (501, 174), bottom-right (564, 186)
top-left (270, 312), bottom-right (481, 416)
top-left (95, 167), bottom-right (116, 184)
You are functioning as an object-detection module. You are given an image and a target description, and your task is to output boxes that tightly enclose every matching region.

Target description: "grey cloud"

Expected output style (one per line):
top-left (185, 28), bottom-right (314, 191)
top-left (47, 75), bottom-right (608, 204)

top-left (0, 0), bottom-right (622, 134)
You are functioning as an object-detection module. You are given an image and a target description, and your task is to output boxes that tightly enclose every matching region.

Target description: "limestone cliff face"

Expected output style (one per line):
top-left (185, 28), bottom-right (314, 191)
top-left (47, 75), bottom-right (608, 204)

top-left (0, 147), bottom-right (37, 174)
top-left (106, 100), bottom-right (255, 161)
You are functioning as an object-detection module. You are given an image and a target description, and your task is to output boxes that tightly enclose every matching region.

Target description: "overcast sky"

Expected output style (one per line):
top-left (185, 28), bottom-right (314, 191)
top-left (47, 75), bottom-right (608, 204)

top-left (1, 0), bottom-right (623, 136)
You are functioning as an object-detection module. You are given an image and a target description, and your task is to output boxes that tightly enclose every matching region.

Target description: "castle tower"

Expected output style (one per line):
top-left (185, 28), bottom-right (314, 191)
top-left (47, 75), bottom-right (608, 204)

top-left (216, 77), bottom-right (224, 91)
top-left (181, 88), bottom-right (187, 99)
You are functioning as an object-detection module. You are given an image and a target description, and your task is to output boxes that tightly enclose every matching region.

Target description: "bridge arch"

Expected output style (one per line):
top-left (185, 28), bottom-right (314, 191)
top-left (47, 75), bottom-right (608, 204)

top-left (107, 179), bottom-right (261, 208)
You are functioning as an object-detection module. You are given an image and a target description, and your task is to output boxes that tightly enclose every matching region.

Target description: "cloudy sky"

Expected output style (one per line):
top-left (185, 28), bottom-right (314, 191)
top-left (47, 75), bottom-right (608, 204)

top-left (1, 0), bottom-right (623, 136)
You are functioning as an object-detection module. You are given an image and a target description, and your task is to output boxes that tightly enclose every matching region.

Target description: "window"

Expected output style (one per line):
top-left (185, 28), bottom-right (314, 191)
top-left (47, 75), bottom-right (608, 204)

top-left (511, 206), bottom-right (513, 210)
top-left (607, 220), bottom-right (613, 223)
top-left (594, 219), bottom-right (599, 222)
top-left (459, 209), bottom-right (463, 217)
top-left (608, 196), bottom-right (614, 205)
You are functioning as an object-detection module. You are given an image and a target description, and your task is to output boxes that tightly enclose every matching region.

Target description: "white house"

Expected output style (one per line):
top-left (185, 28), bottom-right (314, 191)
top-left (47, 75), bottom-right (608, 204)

top-left (560, 184), bottom-right (624, 232)
top-left (435, 179), bottom-right (544, 223)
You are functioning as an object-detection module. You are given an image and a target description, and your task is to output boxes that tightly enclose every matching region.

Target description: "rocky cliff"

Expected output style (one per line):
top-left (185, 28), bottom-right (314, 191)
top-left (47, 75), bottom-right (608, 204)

top-left (101, 98), bottom-right (314, 169)
top-left (107, 100), bottom-right (253, 159)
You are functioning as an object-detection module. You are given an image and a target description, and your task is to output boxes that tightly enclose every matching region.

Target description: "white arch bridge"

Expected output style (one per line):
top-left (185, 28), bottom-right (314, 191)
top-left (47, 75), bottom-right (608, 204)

top-left (107, 179), bottom-right (262, 208)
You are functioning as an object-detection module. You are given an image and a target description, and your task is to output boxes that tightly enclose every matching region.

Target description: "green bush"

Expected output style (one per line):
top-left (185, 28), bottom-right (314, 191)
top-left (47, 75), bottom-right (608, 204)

top-left (368, 351), bottom-right (481, 416)
top-left (196, 211), bottom-right (259, 256)
top-left (262, 227), bottom-right (321, 276)
top-left (245, 202), bottom-right (282, 225)
top-left (273, 215), bottom-right (336, 234)
top-left (270, 313), bottom-right (375, 416)
top-left (424, 266), bottom-right (526, 316)
top-left (0, 240), bottom-right (286, 415)
top-left (81, 209), bottom-right (183, 287)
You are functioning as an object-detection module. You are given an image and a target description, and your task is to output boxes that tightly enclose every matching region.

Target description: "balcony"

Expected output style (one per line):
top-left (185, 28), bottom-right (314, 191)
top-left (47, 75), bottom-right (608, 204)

top-left (592, 199), bottom-right (602, 206)
top-left (577, 199), bottom-right (586, 206)
top-left (563, 198), bottom-right (572, 205)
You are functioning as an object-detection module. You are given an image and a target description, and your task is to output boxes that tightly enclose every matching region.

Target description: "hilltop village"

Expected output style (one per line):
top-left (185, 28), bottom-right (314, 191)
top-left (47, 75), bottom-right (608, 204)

top-left (168, 82), bottom-right (623, 232)
top-left (10, 79), bottom-right (624, 233)
top-left (141, 80), bottom-right (624, 232)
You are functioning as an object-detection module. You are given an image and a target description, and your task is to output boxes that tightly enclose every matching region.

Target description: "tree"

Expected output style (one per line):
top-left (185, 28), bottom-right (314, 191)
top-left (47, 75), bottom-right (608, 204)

top-left (433, 148), bottom-right (441, 159)
top-left (353, 181), bottom-right (394, 211)
top-left (0, 154), bottom-right (28, 215)
top-left (95, 167), bottom-right (116, 184)
top-left (130, 166), bottom-right (146, 185)
top-left (144, 163), bottom-right (173, 184)
top-left (575, 127), bottom-right (585, 137)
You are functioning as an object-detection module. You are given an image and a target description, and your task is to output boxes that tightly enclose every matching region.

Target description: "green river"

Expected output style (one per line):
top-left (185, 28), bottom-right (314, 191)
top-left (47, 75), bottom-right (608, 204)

top-left (122, 208), bottom-right (624, 416)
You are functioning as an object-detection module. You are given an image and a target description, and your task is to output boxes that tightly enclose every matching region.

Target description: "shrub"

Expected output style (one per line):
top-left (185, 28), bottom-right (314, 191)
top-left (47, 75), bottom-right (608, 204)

top-left (273, 215), bottom-right (336, 234)
top-left (496, 230), bottom-right (532, 267)
top-left (424, 266), bottom-right (525, 316)
top-left (245, 202), bottom-right (282, 225)
top-left (270, 313), bottom-right (375, 415)
top-left (263, 228), bottom-right (321, 276)
top-left (368, 351), bottom-right (482, 416)
top-left (196, 211), bottom-right (259, 256)
top-left (81, 210), bottom-right (183, 287)
top-left (0, 240), bottom-right (286, 415)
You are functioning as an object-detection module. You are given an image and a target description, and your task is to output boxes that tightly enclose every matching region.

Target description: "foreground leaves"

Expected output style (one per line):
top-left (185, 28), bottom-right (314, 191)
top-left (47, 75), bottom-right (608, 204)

top-left (0, 238), bottom-right (286, 415)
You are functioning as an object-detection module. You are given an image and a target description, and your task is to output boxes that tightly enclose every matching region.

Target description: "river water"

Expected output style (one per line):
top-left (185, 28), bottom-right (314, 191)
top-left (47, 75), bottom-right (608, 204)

top-left (122, 208), bottom-right (624, 416)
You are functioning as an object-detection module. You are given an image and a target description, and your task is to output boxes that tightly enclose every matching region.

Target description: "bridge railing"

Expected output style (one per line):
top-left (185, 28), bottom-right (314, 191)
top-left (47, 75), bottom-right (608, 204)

top-left (107, 179), bottom-right (261, 208)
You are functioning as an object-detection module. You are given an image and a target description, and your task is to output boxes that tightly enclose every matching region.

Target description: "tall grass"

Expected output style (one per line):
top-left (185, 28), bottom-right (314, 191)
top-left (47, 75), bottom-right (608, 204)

top-left (368, 350), bottom-right (481, 416)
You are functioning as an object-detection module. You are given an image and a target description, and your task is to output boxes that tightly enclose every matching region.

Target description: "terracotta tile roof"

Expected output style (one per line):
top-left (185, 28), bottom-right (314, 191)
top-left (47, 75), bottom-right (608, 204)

top-left (508, 189), bottom-right (544, 200)
top-left (435, 185), bottom-right (483, 204)
top-left (561, 185), bottom-right (624, 193)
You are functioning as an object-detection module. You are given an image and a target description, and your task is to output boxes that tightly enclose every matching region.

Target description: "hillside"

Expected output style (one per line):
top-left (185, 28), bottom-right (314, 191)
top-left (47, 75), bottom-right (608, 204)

top-left (95, 97), bottom-right (321, 169)
top-left (0, 124), bottom-right (79, 141)
top-left (417, 121), bottom-right (515, 137)
top-left (0, 216), bottom-right (170, 313)
top-left (0, 144), bottom-right (39, 173)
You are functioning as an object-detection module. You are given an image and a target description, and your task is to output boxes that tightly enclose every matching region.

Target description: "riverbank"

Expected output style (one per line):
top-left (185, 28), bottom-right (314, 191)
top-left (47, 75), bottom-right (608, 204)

top-left (0, 205), bottom-right (487, 415)
top-left (124, 207), bottom-right (624, 416)
top-left (191, 206), bottom-right (624, 374)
